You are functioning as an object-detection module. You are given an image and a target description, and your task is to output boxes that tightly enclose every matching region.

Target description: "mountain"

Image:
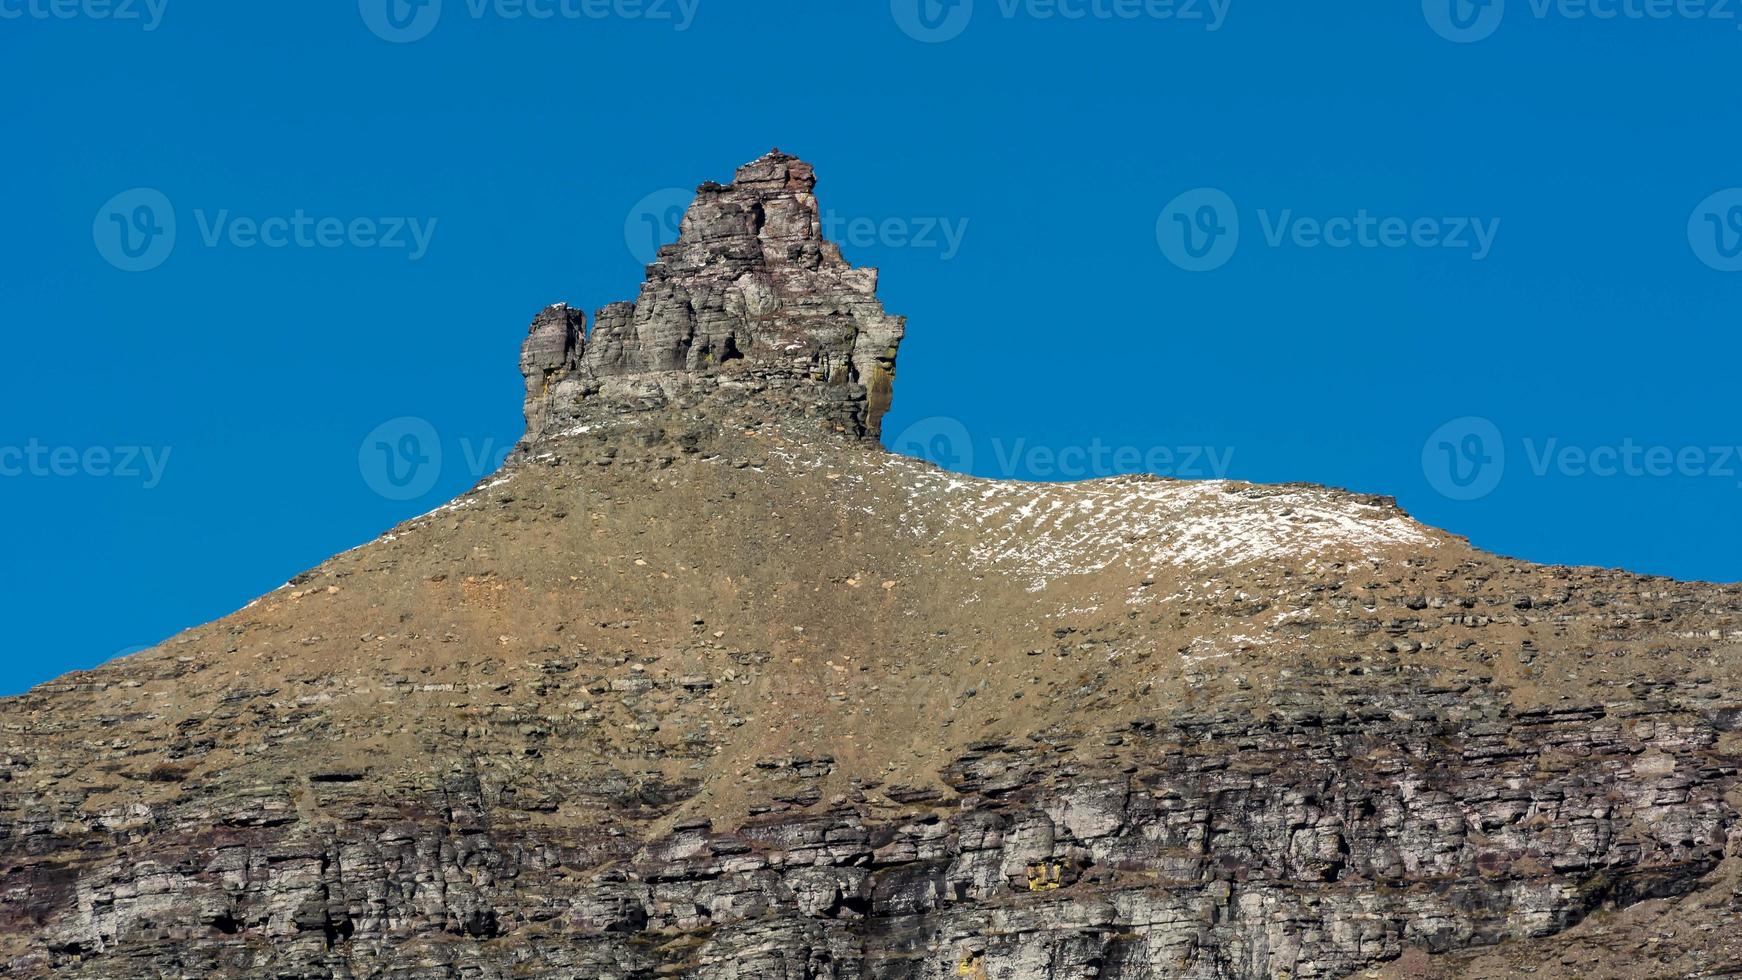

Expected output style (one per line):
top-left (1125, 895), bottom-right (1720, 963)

top-left (4, 151), bottom-right (1741, 979)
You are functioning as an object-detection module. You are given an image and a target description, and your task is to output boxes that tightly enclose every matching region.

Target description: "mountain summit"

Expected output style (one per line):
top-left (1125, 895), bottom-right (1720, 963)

top-left (3, 153), bottom-right (1742, 979)
top-left (520, 150), bottom-right (904, 448)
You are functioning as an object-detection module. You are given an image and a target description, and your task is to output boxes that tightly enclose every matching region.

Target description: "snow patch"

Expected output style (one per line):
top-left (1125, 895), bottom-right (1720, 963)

top-left (883, 458), bottom-right (1437, 590)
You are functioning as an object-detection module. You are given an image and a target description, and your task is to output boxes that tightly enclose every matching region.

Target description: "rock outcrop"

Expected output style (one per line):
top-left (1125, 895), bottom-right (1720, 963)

top-left (2, 152), bottom-right (1741, 979)
top-left (8, 651), bottom-right (1738, 979)
top-left (520, 150), bottom-right (905, 449)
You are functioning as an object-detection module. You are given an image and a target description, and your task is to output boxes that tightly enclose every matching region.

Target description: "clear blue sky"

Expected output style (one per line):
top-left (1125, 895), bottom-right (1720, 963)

top-left (3, 1), bottom-right (1740, 694)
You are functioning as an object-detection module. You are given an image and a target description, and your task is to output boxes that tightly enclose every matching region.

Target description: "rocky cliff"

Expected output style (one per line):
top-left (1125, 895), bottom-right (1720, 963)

top-left (3, 153), bottom-right (1742, 979)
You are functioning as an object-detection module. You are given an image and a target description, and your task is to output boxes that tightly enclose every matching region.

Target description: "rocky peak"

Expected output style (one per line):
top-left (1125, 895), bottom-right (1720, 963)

top-left (10, 147), bottom-right (1742, 980)
top-left (519, 150), bottom-right (905, 446)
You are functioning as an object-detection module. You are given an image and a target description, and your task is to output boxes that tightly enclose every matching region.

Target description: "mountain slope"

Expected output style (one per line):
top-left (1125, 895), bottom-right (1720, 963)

top-left (4, 152), bottom-right (1741, 979)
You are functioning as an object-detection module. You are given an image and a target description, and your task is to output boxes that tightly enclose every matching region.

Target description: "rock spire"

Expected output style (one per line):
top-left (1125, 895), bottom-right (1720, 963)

top-left (520, 150), bottom-right (906, 446)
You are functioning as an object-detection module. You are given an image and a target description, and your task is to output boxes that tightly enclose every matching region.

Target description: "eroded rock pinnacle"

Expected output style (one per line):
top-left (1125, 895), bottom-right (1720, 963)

top-left (520, 150), bottom-right (905, 447)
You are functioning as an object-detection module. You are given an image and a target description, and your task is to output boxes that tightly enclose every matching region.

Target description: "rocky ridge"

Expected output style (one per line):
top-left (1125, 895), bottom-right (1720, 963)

top-left (2, 153), bottom-right (1741, 979)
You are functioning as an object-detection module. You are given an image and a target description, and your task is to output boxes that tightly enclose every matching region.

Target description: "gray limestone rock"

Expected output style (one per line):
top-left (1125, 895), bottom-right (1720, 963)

top-left (5, 151), bottom-right (1742, 980)
top-left (519, 150), bottom-right (905, 449)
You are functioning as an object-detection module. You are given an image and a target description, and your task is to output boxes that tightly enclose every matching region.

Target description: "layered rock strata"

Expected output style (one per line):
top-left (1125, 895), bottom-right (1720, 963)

top-left (2, 152), bottom-right (1740, 979)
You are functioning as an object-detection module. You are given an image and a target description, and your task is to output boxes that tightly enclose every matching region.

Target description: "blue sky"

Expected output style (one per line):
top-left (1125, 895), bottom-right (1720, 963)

top-left (2, 1), bottom-right (1740, 694)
